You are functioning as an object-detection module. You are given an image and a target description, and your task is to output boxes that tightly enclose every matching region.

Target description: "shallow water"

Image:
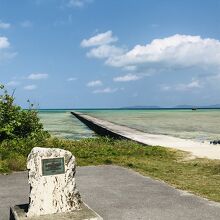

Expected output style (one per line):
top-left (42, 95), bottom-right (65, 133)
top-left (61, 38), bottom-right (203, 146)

top-left (79, 109), bottom-right (220, 141)
top-left (38, 110), bottom-right (95, 139)
top-left (38, 109), bottom-right (220, 141)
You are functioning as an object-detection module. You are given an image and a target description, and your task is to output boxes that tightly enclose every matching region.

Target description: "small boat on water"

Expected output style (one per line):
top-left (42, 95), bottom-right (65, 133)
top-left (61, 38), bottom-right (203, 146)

top-left (192, 108), bottom-right (197, 111)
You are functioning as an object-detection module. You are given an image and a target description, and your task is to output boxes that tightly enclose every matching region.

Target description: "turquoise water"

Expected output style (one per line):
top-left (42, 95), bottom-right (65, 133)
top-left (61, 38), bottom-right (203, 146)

top-left (38, 110), bottom-right (95, 139)
top-left (79, 109), bottom-right (220, 141)
top-left (39, 109), bottom-right (220, 141)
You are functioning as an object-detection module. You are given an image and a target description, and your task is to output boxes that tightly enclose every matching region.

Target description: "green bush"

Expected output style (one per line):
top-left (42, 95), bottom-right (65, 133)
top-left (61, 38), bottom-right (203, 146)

top-left (0, 160), bottom-right (10, 173)
top-left (0, 84), bottom-right (49, 141)
top-left (6, 152), bottom-right (26, 171)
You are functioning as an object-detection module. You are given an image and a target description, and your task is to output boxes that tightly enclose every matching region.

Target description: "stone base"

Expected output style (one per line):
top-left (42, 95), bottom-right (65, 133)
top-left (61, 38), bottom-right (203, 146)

top-left (10, 203), bottom-right (103, 220)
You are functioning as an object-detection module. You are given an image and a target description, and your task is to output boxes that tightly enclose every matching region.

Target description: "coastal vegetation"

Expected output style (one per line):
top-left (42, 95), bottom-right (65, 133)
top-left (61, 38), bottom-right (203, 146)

top-left (0, 84), bottom-right (219, 202)
top-left (0, 83), bottom-right (49, 170)
top-left (0, 136), bottom-right (220, 202)
top-left (0, 85), bottom-right (49, 141)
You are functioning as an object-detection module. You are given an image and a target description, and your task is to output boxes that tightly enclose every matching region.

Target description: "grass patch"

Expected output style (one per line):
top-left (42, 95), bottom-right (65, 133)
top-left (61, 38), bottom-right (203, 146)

top-left (0, 137), bottom-right (220, 202)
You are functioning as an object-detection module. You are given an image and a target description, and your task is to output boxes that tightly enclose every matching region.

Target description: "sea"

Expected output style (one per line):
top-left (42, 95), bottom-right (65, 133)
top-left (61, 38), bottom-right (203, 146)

top-left (38, 109), bottom-right (220, 141)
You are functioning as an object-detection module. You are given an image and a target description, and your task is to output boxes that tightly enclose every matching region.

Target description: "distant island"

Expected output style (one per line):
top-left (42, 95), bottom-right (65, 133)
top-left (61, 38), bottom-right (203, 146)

top-left (174, 104), bottom-right (220, 108)
top-left (121, 104), bottom-right (220, 109)
top-left (121, 105), bottom-right (160, 109)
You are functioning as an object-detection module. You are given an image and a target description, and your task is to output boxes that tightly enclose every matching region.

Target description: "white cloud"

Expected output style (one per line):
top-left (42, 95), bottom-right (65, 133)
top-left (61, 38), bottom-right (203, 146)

top-left (87, 45), bottom-right (124, 59)
top-left (20, 20), bottom-right (33, 28)
top-left (93, 87), bottom-right (118, 94)
top-left (82, 33), bottom-right (220, 84)
top-left (202, 73), bottom-right (220, 90)
top-left (81, 31), bottom-right (117, 47)
top-left (184, 80), bottom-right (201, 89)
top-left (6, 81), bottom-right (20, 87)
top-left (161, 80), bottom-right (202, 92)
top-left (123, 66), bottom-right (137, 71)
top-left (0, 36), bottom-right (16, 62)
top-left (87, 80), bottom-right (103, 87)
top-left (106, 34), bottom-right (220, 70)
top-left (68, 0), bottom-right (93, 8)
top-left (24, 85), bottom-right (37, 90)
top-left (67, 77), bottom-right (77, 81)
top-left (27, 73), bottom-right (48, 80)
top-left (0, 37), bottom-right (10, 49)
top-left (80, 32), bottom-right (220, 96)
top-left (113, 73), bottom-right (141, 82)
top-left (176, 80), bottom-right (202, 91)
top-left (161, 72), bottom-right (220, 92)
top-left (0, 21), bottom-right (11, 29)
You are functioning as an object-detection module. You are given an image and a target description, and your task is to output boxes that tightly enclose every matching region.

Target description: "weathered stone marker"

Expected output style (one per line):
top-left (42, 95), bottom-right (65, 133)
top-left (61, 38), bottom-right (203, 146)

top-left (27, 147), bottom-right (81, 216)
top-left (10, 147), bottom-right (103, 220)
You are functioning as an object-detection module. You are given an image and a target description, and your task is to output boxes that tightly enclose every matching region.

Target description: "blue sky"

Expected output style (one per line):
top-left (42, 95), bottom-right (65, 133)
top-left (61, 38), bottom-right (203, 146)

top-left (0, 0), bottom-right (220, 108)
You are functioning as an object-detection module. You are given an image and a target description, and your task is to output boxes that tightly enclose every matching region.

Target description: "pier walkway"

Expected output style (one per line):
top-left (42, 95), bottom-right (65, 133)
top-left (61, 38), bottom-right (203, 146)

top-left (71, 111), bottom-right (220, 160)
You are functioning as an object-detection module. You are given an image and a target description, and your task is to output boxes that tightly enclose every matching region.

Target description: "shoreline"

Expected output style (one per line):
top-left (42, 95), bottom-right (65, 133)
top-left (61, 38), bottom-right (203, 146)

top-left (71, 111), bottom-right (220, 160)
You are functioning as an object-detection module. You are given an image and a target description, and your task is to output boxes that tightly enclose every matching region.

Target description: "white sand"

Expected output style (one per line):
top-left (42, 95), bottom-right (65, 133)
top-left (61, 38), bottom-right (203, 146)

top-left (77, 112), bottom-right (220, 160)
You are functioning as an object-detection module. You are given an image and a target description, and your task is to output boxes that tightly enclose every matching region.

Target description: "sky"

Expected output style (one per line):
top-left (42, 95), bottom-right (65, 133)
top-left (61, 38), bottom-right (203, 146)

top-left (0, 0), bottom-right (220, 108)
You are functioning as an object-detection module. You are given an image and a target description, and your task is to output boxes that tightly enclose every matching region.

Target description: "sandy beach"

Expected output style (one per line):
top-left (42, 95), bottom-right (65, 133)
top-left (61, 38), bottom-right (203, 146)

top-left (74, 112), bottom-right (220, 160)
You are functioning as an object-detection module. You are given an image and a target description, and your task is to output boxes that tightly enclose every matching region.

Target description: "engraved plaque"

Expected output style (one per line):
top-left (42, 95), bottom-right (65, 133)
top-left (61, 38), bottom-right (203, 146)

top-left (42, 157), bottom-right (65, 176)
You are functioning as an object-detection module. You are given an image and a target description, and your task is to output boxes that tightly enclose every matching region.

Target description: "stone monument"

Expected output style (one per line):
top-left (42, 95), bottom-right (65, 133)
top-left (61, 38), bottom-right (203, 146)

top-left (10, 147), bottom-right (103, 220)
top-left (27, 147), bottom-right (81, 216)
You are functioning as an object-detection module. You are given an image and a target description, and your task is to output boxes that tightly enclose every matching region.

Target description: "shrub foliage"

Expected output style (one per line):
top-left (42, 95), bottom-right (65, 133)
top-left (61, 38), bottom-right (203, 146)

top-left (0, 84), bottom-right (48, 141)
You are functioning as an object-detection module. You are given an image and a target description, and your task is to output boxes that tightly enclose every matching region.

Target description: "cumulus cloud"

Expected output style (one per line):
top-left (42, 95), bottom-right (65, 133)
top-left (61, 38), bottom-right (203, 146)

top-left (81, 31), bottom-right (117, 47)
top-left (87, 80), bottom-right (103, 87)
top-left (82, 32), bottom-right (220, 91)
top-left (113, 74), bottom-right (141, 82)
top-left (123, 66), bottom-right (137, 71)
top-left (0, 36), bottom-right (16, 62)
top-left (0, 21), bottom-right (11, 29)
top-left (87, 45), bottom-right (124, 59)
top-left (161, 80), bottom-right (202, 91)
top-left (176, 80), bottom-right (202, 91)
top-left (27, 73), bottom-right (48, 80)
top-left (106, 34), bottom-right (220, 69)
top-left (0, 37), bottom-right (10, 49)
top-left (68, 0), bottom-right (93, 8)
top-left (83, 32), bottom-right (220, 73)
top-left (24, 85), bottom-right (37, 90)
top-left (93, 87), bottom-right (118, 94)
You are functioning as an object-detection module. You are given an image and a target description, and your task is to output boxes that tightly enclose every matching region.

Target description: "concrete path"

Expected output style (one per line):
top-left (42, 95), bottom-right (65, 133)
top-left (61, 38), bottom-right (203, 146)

top-left (72, 112), bottom-right (220, 160)
top-left (1, 165), bottom-right (220, 220)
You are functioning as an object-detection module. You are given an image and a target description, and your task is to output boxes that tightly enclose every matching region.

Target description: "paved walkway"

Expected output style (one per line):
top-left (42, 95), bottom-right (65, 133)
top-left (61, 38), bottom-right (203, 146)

top-left (72, 112), bottom-right (220, 160)
top-left (1, 166), bottom-right (220, 220)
